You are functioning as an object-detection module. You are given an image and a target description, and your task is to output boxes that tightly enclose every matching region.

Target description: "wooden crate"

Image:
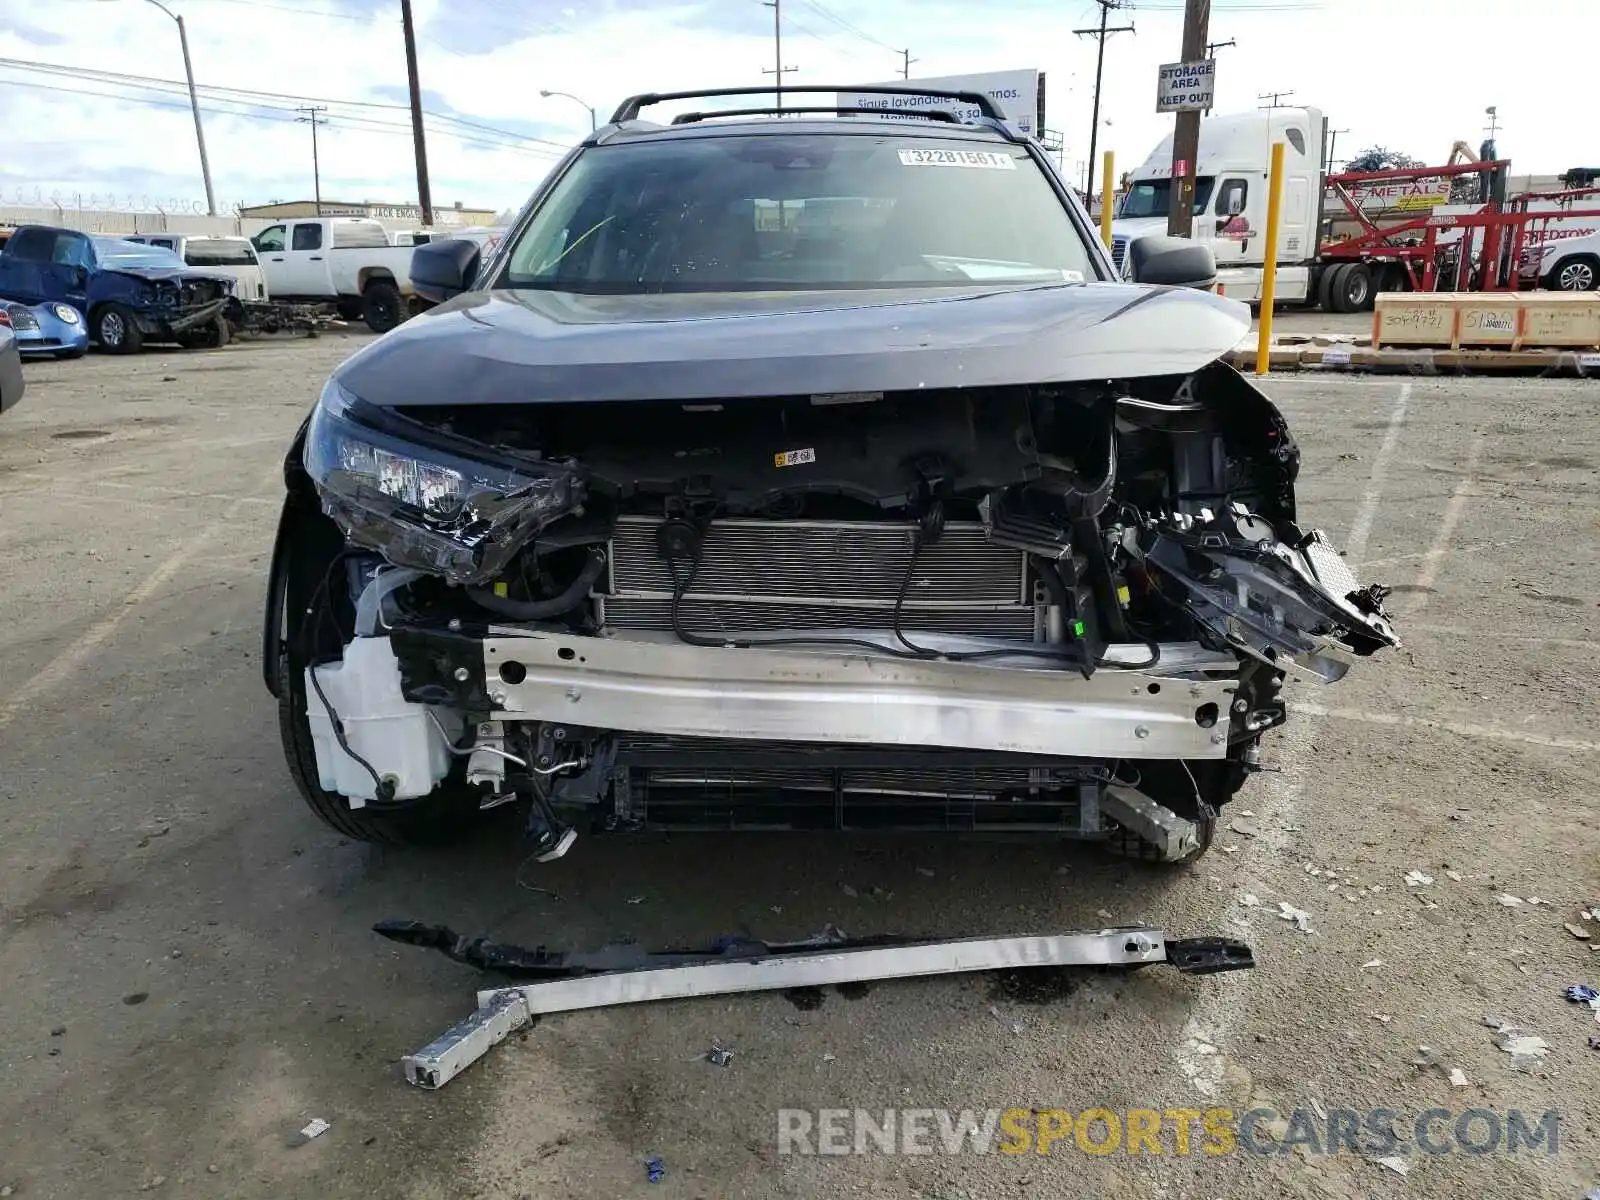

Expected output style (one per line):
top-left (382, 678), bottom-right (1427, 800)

top-left (1373, 291), bottom-right (1600, 350)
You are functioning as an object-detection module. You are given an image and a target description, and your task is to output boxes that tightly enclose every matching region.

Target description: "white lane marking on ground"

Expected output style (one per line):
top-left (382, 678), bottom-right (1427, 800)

top-left (1401, 622), bottom-right (1600, 652)
top-left (0, 467), bottom-right (280, 733)
top-left (1343, 382), bottom-right (1410, 560)
top-left (1401, 428), bottom-right (1486, 615)
top-left (1290, 703), bottom-right (1600, 754)
top-left (1170, 380), bottom-right (1411, 1097)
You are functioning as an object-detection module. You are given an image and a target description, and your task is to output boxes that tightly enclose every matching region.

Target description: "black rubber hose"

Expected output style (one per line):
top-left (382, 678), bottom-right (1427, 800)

top-left (467, 548), bottom-right (606, 620)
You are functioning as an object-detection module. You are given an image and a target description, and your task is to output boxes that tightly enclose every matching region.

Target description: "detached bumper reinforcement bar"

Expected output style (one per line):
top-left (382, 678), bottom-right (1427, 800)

top-left (381, 921), bottom-right (1255, 1090)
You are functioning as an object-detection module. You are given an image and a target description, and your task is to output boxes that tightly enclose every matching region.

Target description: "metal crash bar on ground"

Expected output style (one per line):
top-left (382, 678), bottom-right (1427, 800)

top-left (379, 921), bottom-right (1255, 1090)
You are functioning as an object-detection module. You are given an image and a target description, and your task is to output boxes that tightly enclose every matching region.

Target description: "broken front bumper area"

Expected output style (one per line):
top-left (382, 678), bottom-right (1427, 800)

top-left (371, 625), bottom-right (1248, 859)
top-left (393, 626), bottom-right (1242, 762)
top-left (135, 298), bottom-right (228, 338)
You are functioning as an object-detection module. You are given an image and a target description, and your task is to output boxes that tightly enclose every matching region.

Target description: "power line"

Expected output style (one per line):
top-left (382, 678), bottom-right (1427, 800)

top-left (0, 77), bottom-right (561, 159)
top-left (797, 0), bottom-right (896, 51)
top-left (0, 57), bottom-right (570, 150)
top-left (782, 13), bottom-right (865, 60)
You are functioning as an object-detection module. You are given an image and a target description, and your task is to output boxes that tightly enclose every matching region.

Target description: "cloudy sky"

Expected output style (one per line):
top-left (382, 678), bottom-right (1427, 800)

top-left (0, 0), bottom-right (1593, 217)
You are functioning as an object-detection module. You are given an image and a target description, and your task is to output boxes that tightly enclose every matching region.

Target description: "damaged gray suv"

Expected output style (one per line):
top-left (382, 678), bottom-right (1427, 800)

top-left (261, 85), bottom-right (1397, 865)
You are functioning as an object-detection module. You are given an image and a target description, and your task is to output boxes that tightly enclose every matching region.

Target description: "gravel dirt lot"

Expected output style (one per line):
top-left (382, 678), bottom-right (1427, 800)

top-left (2, 334), bottom-right (1598, 1200)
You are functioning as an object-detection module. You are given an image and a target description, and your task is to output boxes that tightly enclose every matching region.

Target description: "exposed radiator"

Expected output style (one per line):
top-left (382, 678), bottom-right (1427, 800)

top-left (602, 515), bottom-right (1036, 638)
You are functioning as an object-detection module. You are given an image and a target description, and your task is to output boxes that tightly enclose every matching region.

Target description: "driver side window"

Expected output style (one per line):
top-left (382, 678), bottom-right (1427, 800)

top-left (254, 224), bottom-right (286, 253)
top-left (1217, 179), bottom-right (1248, 216)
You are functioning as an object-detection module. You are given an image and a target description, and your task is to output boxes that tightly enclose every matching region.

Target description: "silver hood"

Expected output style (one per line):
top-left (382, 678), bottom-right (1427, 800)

top-left (333, 281), bottom-right (1250, 408)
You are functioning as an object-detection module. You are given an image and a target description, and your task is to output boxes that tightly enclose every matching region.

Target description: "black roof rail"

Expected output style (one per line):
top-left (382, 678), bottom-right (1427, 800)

top-left (611, 84), bottom-right (1003, 125)
top-left (669, 105), bottom-right (961, 126)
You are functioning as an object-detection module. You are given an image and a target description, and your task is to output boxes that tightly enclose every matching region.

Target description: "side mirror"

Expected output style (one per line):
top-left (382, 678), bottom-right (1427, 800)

top-left (1125, 235), bottom-right (1217, 290)
top-left (410, 238), bottom-right (481, 304)
top-left (73, 266), bottom-right (90, 288)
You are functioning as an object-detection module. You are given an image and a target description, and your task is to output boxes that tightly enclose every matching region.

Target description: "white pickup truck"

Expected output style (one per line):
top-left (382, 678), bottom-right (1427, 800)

top-left (249, 217), bottom-right (418, 332)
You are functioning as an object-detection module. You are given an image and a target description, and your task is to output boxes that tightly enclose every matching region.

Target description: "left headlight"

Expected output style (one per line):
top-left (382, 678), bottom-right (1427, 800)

top-left (303, 378), bottom-right (584, 585)
top-left (52, 304), bottom-right (82, 325)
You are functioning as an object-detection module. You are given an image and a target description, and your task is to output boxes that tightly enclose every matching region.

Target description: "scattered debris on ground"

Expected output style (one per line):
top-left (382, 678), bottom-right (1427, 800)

top-left (1404, 870), bottom-right (1434, 887)
top-left (706, 1041), bottom-right (734, 1067)
top-left (645, 1156), bottom-right (665, 1183)
top-left (1497, 894), bottom-right (1525, 907)
top-left (1484, 1015), bottom-right (1549, 1070)
top-left (1276, 902), bottom-right (1313, 933)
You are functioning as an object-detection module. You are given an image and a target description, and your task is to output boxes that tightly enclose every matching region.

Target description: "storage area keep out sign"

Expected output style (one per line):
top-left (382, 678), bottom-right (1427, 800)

top-left (1155, 60), bottom-right (1216, 113)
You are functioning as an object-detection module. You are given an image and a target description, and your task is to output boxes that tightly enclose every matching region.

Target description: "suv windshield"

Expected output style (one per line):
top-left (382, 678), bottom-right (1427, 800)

top-left (1118, 177), bottom-right (1217, 219)
top-left (501, 132), bottom-right (1098, 292)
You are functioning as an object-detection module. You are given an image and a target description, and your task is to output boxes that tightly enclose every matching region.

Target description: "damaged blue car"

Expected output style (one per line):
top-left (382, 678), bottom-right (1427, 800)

top-left (0, 225), bottom-right (234, 353)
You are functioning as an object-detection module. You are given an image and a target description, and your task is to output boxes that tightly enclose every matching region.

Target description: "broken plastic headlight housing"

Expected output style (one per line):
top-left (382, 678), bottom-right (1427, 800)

top-left (304, 378), bottom-right (583, 585)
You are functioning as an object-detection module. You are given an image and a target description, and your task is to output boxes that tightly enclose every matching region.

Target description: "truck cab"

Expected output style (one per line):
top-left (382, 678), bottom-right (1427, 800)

top-left (1113, 106), bottom-right (1325, 303)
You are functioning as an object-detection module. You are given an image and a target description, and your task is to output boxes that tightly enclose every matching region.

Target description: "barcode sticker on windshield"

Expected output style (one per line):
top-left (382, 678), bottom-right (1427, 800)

top-left (897, 149), bottom-right (1017, 170)
top-left (774, 447), bottom-right (816, 468)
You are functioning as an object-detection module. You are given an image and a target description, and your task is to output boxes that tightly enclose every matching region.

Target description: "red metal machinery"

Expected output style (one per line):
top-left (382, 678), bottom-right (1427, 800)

top-left (1507, 185), bottom-right (1600, 287)
top-left (1320, 161), bottom-right (1600, 294)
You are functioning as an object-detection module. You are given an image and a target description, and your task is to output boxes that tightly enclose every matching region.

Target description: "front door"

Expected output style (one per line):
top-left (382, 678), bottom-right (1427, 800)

top-left (1208, 176), bottom-right (1260, 266)
top-left (277, 221), bottom-right (330, 295)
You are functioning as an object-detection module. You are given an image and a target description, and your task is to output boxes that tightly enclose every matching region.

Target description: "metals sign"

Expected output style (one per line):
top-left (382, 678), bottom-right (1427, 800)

top-left (836, 69), bottom-right (1040, 136)
top-left (1155, 60), bottom-right (1216, 113)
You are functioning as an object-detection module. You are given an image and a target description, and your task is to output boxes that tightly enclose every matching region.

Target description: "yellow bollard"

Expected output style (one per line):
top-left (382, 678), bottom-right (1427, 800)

top-left (1100, 151), bottom-right (1115, 250)
top-left (1255, 141), bottom-right (1286, 376)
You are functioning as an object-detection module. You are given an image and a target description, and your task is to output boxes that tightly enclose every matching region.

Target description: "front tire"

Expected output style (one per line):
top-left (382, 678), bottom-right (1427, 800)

top-left (95, 303), bottom-right (143, 354)
top-left (362, 281), bottom-right (403, 334)
top-left (1548, 255), bottom-right (1599, 292)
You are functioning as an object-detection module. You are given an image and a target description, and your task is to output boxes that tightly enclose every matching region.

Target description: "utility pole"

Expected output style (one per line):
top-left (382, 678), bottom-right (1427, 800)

top-left (1166, 0), bottom-right (1209, 237)
top-left (296, 106), bottom-right (328, 215)
top-left (399, 0), bottom-right (433, 225)
top-left (1073, 0), bottom-right (1134, 213)
top-left (899, 48), bottom-right (917, 80)
top-left (1257, 89), bottom-right (1295, 108)
top-left (760, 0), bottom-right (797, 111)
top-left (1203, 36), bottom-right (1234, 115)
